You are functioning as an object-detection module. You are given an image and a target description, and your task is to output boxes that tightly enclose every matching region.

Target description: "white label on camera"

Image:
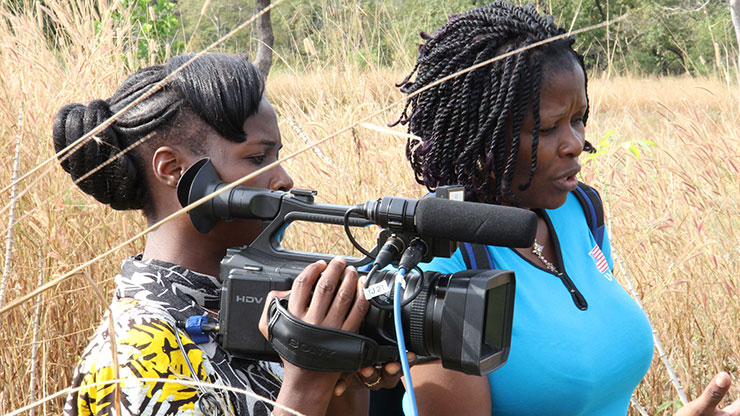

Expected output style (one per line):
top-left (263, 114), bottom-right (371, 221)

top-left (364, 280), bottom-right (391, 300)
top-left (448, 190), bottom-right (464, 201)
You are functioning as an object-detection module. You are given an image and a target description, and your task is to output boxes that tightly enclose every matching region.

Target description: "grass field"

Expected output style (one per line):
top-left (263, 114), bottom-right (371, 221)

top-left (1, 1), bottom-right (739, 415)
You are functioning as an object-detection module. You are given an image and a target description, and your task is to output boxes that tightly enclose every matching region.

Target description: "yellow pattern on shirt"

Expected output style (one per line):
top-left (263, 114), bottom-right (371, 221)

top-left (73, 299), bottom-right (225, 416)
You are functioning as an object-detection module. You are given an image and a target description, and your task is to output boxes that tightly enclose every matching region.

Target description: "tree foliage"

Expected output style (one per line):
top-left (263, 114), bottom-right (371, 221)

top-left (125, 0), bottom-right (737, 76)
top-left (112, 0), bottom-right (185, 64)
top-left (544, 0), bottom-right (738, 75)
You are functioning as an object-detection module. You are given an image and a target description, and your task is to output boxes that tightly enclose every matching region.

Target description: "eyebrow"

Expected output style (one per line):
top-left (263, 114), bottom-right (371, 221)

top-left (542, 106), bottom-right (588, 121)
top-left (246, 138), bottom-right (280, 149)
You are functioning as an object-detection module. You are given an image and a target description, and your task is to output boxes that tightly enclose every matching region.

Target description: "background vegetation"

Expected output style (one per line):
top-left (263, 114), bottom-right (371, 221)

top-left (0, 0), bottom-right (738, 415)
top-left (167, 0), bottom-right (739, 77)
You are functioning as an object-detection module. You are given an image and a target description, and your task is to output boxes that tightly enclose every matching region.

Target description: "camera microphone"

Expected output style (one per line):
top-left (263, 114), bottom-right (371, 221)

top-left (363, 196), bottom-right (537, 249)
top-left (416, 197), bottom-right (537, 248)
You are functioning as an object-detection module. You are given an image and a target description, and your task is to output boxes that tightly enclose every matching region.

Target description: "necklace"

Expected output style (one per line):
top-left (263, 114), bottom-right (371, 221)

top-left (532, 239), bottom-right (560, 274)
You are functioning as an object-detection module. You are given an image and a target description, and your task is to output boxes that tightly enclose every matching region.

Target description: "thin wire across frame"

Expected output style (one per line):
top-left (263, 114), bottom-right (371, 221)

top-left (0, 4), bottom-right (642, 416)
top-left (0, 13), bottom-right (629, 317)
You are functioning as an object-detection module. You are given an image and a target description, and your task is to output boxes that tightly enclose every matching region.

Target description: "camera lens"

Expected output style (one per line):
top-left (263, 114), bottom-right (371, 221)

top-left (361, 268), bottom-right (515, 376)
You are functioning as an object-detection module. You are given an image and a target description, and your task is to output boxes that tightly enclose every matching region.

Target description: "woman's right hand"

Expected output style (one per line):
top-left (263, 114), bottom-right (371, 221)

top-left (258, 257), bottom-right (370, 416)
top-left (675, 372), bottom-right (740, 416)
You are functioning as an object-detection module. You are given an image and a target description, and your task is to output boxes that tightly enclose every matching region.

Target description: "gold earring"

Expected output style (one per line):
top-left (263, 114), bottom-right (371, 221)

top-left (476, 157), bottom-right (485, 172)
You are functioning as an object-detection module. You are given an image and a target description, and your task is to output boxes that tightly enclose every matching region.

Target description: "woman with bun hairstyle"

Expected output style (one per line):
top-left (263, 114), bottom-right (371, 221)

top-left (395, 2), bottom-right (740, 415)
top-left (54, 53), bottom-right (397, 416)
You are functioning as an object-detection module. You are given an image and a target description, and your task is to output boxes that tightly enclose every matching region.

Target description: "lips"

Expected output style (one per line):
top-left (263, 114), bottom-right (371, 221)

top-left (552, 165), bottom-right (581, 192)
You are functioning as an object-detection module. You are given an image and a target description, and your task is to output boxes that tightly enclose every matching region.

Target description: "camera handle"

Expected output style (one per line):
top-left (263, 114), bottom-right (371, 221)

top-left (267, 296), bottom-right (398, 372)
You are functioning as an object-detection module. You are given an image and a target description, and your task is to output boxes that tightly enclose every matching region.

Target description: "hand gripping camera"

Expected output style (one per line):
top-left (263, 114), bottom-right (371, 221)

top-left (177, 158), bottom-right (537, 376)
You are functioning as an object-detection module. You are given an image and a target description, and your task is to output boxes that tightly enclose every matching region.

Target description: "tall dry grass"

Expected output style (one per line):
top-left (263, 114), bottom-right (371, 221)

top-left (583, 74), bottom-right (740, 412)
top-left (0, 1), bottom-right (145, 413)
top-left (1, 1), bottom-right (739, 415)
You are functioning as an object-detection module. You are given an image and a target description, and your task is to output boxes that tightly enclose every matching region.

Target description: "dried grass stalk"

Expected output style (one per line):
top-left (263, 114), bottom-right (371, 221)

top-left (0, 104), bottom-right (24, 307)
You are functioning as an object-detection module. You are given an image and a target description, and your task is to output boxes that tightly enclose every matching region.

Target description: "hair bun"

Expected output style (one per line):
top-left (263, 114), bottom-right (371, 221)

top-left (52, 100), bottom-right (146, 210)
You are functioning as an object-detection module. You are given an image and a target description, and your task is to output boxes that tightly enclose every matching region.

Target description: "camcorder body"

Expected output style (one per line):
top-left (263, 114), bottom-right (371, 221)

top-left (177, 158), bottom-right (537, 376)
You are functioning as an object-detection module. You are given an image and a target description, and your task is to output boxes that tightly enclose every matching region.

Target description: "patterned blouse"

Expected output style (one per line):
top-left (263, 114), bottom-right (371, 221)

top-left (64, 255), bottom-right (283, 416)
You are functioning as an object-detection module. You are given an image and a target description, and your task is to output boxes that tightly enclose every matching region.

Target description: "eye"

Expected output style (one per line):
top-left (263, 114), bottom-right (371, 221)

top-left (247, 155), bottom-right (266, 165)
top-left (539, 125), bottom-right (557, 135)
top-left (572, 116), bottom-right (585, 126)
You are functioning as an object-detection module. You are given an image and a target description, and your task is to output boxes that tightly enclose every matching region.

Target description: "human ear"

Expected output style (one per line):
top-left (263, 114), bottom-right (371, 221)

top-left (151, 146), bottom-right (192, 188)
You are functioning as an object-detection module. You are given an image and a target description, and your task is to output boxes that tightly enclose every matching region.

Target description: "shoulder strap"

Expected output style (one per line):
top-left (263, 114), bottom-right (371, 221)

top-left (460, 241), bottom-right (494, 270)
top-left (461, 184), bottom-right (605, 269)
top-left (572, 182), bottom-right (605, 249)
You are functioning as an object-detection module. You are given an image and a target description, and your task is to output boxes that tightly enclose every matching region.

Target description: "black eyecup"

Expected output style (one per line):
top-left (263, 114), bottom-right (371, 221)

top-left (268, 297), bottom-right (386, 372)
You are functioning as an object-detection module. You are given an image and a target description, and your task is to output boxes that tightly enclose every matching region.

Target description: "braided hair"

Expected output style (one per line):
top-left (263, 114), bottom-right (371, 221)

top-left (52, 53), bottom-right (265, 213)
top-left (395, 1), bottom-right (594, 204)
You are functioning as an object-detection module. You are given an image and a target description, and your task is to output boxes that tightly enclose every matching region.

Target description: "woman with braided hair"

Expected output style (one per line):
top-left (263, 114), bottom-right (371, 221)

top-left (54, 53), bottom-right (402, 416)
top-left (395, 2), bottom-right (740, 415)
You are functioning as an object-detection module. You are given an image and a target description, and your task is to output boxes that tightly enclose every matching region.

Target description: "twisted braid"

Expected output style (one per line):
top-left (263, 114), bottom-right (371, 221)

top-left (396, 1), bottom-right (594, 204)
top-left (52, 53), bottom-right (265, 213)
top-left (525, 58), bottom-right (544, 191)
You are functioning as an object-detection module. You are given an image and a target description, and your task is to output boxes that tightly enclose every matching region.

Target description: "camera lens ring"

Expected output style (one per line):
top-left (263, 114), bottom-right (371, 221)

top-left (408, 271), bottom-right (433, 355)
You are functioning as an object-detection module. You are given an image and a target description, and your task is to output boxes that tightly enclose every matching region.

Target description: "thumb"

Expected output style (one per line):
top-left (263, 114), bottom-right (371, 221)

top-left (258, 290), bottom-right (290, 340)
top-left (693, 372), bottom-right (732, 414)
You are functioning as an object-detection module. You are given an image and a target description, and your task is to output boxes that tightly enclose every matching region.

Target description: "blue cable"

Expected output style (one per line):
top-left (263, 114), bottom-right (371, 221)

top-left (394, 268), bottom-right (418, 416)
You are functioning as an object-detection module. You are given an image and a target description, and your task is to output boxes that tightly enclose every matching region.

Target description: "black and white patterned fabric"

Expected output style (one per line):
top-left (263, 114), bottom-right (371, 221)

top-left (64, 255), bottom-right (283, 416)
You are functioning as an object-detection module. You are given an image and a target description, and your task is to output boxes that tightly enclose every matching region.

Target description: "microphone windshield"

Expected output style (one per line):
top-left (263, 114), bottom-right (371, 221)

top-left (415, 197), bottom-right (537, 248)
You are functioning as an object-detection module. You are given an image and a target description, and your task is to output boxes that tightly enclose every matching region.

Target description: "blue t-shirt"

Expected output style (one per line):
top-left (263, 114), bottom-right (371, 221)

top-left (404, 193), bottom-right (654, 415)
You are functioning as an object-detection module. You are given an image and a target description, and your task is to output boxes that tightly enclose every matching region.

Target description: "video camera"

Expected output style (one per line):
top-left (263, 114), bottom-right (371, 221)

top-left (176, 158), bottom-right (537, 376)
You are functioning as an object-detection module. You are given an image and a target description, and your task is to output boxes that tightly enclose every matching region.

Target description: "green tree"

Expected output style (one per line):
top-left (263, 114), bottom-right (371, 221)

top-left (540, 0), bottom-right (736, 76)
top-left (108, 0), bottom-right (185, 65)
top-left (173, 0), bottom-right (738, 76)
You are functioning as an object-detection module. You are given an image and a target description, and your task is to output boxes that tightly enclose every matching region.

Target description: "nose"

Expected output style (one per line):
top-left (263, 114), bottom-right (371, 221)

top-left (270, 165), bottom-right (293, 192)
top-left (559, 126), bottom-right (585, 158)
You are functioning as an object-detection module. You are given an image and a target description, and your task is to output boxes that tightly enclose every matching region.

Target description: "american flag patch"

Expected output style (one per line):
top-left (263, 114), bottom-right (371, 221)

top-left (589, 245), bottom-right (609, 274)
